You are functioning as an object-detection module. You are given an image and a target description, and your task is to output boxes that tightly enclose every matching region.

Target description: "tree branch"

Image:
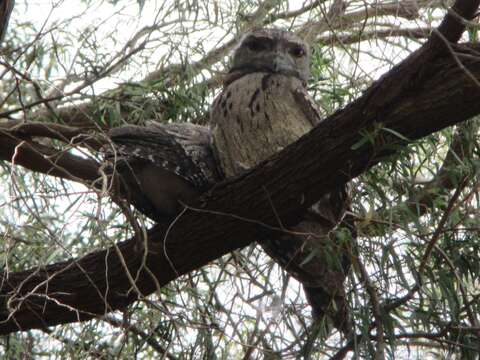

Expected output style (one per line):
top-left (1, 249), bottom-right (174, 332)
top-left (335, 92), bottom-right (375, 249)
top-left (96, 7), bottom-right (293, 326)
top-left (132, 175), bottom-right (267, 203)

top-left (0, 135), bottom-right (101, 184)
top-left (0, 0), bottom-right (478, 335)
top-left (4, 0), bottom-right (443, 127)
top-left (360, 119), bottom-right (479, 237)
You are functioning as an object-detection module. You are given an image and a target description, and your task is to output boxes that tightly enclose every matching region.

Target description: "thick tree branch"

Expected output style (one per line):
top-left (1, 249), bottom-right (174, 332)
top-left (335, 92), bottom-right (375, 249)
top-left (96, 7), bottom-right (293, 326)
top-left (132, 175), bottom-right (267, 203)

top-left (0, 120), bottom-right (103, 148)
top-left (0, 135), bottom-right (100, 184)
top-left (0, 0), bottom-right (478, 335)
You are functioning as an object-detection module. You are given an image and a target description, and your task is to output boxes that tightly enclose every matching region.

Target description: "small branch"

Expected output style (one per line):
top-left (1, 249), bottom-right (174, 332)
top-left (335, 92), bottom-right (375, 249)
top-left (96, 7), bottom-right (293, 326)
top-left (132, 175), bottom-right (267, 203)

top-left (362, 120), bottom-right (479, 237)
top-left (299, 0), bottom-right (425, 42)
top-left (418, 179), bottom-right (467, 275)
top-left (0, 0), bottom-right (478, 336)
top-left (353, 256), bottom-right (386, 360)
top-left (0, 40), bottom-right (146, 120)
top-left (102, 315), bottom-right (179, 360)
top-left (318, 27), bottom-right (432, 45)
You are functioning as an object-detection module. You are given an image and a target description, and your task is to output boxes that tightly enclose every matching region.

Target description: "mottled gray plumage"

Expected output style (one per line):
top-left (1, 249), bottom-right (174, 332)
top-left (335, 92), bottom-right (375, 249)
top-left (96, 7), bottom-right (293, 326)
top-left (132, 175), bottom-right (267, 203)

top-left (226, 28), bottom-right (311, 86)
top-left (103, 28), bottom-right (352, 336)
top-left (211, 73), bottom-right (315, 177)
top-left (211, 28), bottom-right (352, 336)
top-left (105, 122), bottom-right (221, 219)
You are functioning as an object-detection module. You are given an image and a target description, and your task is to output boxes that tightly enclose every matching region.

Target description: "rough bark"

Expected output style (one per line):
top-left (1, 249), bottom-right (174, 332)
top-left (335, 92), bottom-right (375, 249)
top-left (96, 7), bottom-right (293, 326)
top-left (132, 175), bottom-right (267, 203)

top-left (0, 0), bottom-right (478, 335)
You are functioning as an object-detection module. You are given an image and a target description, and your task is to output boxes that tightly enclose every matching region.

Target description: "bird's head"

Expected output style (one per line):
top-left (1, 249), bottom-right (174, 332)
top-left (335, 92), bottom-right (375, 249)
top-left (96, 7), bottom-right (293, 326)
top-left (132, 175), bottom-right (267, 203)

top-left (229, 28), bottom-right (311, 84)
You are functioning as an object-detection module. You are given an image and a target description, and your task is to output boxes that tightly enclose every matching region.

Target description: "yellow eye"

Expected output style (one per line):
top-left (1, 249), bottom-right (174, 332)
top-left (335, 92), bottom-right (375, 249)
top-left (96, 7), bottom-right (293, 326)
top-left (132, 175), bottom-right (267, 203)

top-left (291, 46), bottom-right (306, 58)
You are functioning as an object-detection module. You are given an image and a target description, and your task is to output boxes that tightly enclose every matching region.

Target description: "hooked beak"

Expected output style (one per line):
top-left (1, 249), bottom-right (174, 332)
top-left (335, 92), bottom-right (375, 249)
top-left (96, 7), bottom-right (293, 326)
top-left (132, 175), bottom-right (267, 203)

top-left (271, 53), bottom-right (296, 75)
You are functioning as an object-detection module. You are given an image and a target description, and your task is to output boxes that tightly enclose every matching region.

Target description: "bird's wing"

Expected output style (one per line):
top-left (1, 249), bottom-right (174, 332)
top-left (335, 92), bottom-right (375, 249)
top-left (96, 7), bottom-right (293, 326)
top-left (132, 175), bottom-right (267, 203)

top-left (103, 122), bottom-right (221, 220)
top-left (107, 122), bottom-right (220, 191)
top-left (293, 86), bottom-right (324, 127)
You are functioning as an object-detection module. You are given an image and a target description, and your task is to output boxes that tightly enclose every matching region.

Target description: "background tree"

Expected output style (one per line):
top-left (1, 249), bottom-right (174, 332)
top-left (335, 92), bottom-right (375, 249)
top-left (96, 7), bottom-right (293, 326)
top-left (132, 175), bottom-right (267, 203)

top-left (0, 0), bottom-right (479, 358)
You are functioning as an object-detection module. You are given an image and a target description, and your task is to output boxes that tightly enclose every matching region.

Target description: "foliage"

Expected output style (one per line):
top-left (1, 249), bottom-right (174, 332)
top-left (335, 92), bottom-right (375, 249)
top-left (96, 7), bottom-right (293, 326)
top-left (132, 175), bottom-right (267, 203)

top-left (0, 0), bottom-right (479, 359)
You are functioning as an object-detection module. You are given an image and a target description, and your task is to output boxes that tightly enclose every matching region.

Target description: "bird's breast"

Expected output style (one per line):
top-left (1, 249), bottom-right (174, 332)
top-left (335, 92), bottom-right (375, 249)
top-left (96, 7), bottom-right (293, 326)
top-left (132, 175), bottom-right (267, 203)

top-left (211, 73), bottom-right (314, 178)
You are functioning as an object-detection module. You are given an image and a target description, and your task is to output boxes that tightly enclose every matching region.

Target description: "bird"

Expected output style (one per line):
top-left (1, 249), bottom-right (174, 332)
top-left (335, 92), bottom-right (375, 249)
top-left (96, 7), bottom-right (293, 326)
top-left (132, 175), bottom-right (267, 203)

top-left (104, 122), bottom-right (221, 220)
top-left (210, 28), bottom-right (353, 336)
top-left (104, 28), bottom-right (353, 337)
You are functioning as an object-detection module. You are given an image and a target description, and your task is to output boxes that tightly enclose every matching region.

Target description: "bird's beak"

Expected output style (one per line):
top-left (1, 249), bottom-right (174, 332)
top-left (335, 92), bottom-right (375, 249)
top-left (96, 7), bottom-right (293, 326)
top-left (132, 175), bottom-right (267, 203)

top-left (270, 53), bottom-right (297, 75)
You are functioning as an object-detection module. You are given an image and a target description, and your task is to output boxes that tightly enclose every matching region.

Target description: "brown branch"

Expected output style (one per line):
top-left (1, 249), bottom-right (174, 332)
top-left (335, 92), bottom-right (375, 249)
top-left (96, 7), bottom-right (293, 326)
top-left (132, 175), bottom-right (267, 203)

top-left (0, 0), bottom-right (14, 44)
top-left (0, 0), bottom-right (478, 335)
top-left (418, 178), bottom-right (468, 275)
top-left (318, 27), bottom-right (432, 45)
top-left (299, 0), bottom-right (426, 42)
top-left (0, 135), bottom-right (101, 184)
top-left (353, 255), bottom-right (386, 359)
top-left (0, 120), bottom-right (104, 149)
top-left (272, 0), bottom-right (324, 21)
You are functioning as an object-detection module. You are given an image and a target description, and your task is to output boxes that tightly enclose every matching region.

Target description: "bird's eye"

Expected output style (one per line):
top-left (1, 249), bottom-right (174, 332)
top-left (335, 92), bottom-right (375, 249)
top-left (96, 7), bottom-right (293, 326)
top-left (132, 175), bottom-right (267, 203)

top-left (246, 39), bottom-right (266, 52)
top-left (291, 45), bottom-right (306, 58)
